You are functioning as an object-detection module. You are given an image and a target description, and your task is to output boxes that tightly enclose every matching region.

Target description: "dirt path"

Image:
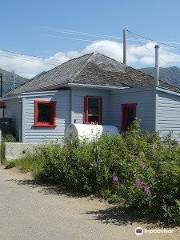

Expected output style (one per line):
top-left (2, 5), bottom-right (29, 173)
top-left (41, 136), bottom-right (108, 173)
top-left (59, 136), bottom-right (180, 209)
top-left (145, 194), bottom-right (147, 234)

top-left (0, 167), bottom-right (179, 240)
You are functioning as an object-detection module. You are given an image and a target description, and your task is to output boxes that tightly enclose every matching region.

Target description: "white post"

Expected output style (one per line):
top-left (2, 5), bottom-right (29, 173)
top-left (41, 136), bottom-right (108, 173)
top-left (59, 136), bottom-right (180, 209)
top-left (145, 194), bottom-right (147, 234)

top-left (123, 29), bottom-right (127, 65)
top-left (155, 45), bottom-right (160, 86)
top-left (12, 70), bottom-right (16, 90)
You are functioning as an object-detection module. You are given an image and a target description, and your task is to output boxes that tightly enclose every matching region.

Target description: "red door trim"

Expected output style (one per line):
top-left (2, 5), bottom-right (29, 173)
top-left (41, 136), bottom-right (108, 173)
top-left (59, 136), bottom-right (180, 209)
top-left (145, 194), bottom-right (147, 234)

top-left (121, 103), bottom-right (137, 131)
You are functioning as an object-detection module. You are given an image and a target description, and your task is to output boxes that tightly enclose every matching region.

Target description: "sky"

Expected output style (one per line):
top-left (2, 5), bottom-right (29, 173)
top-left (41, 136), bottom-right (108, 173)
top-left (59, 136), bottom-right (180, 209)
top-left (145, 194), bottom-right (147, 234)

top-left (1, 0), bottom-right (180, 78)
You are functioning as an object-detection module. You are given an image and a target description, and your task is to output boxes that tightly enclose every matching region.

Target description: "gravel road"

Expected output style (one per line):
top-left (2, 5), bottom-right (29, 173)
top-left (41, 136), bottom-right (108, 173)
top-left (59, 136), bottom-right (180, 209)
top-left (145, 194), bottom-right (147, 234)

top-left (0, 167), bottom-right (179, 240)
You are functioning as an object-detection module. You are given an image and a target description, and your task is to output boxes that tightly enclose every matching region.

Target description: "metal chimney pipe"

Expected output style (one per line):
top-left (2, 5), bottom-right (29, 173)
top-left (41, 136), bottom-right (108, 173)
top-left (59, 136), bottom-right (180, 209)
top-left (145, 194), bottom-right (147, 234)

top-left (123, 29), bottom-right (127, 64)
top-left (155, 44), bottom-right (160, 86)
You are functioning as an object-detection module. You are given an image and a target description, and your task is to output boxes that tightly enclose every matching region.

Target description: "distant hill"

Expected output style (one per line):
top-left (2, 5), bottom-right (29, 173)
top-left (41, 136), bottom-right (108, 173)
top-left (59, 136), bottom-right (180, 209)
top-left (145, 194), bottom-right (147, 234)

top-left (0, 68), bottom-right (28, 96)
top-left (140, 66), bottom-right (180, 88)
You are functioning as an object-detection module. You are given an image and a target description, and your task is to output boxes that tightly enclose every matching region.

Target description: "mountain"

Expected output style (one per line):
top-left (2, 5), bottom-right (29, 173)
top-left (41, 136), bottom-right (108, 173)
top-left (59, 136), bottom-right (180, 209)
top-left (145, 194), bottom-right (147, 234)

top-left (0, 68), bottom-right (28, 96)
top-left (140, 66), bottom-right (180, 88)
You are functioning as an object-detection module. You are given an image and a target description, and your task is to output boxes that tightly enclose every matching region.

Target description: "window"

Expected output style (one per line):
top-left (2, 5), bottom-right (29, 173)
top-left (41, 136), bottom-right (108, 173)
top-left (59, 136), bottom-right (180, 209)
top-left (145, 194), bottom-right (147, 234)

top-left (122, 103), bottom-right (137, 131)
top-left (34, 100), bottom-right (56, 128)
top-left (0, 101), bottom-right (5, 108)
top-left (83, 96), bottom-right (102, 124)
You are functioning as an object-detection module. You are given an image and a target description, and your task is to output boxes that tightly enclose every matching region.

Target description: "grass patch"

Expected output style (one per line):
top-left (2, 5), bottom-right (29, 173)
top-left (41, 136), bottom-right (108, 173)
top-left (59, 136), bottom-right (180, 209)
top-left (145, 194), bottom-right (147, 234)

top-left (4, 160), bottom-right (16, 169)
top-left (15, 152), bottom-right (44, 177)
top-left (5, 147), bottom-right (45, 177)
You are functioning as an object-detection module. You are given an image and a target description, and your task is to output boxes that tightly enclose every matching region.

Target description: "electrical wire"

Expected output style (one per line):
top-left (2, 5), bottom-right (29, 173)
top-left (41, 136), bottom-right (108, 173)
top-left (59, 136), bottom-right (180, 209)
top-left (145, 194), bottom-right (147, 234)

top-left (44, 34), bottom-right (93, 42)
top-left (127, 29), bottom-right (180, 51)
top-left (0, 50), bottom-right (61, 67)
top-left (0, 28), bottom-right (180, 81)
top-left (42, 27), bottom-right (148, 43)
top-left (127, 30), bottom-right (180, 87)
top-left (0, 28), bottom-right (171, 69)
top-left (42, 27), bottom-right (122, 40)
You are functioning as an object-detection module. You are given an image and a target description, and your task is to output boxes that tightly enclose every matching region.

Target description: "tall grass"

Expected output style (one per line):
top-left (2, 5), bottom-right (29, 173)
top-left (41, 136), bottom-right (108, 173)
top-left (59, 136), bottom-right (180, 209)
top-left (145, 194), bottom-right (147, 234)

top-left (10, 147), bottom-right (47, 177)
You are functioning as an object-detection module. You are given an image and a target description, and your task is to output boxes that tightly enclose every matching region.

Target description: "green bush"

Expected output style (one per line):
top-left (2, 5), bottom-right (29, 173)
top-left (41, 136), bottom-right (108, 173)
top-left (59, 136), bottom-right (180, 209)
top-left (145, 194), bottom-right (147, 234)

top-left (2, 134), bottom-right (16, 142)
top-left (15, 121), bottom-right (180, 224)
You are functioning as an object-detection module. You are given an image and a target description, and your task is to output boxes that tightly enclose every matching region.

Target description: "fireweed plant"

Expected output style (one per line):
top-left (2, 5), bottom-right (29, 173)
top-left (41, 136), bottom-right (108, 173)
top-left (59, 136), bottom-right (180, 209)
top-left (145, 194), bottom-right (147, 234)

top-left (14, 120), bottom-right (180, 224)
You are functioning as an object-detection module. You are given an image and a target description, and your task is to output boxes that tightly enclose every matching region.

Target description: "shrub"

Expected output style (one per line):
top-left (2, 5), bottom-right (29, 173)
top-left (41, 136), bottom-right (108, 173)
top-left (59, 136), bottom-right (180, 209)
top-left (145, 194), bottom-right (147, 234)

top-left (15, 121), bottom-right (180, 224)
top-left (2, 134), bottom-right (16, 142)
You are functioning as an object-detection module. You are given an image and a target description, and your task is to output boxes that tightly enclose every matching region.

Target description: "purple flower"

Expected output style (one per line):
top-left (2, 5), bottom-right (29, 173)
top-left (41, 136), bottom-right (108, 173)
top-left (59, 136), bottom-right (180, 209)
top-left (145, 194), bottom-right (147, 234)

top-left (135, 177), bottom-right (142, 189)
top-left (144, 185), bottom-right (151, 197)
top-left (112, 174), bottom-right (119, 184)
top-left (91, 160), bottom-right (97, 169)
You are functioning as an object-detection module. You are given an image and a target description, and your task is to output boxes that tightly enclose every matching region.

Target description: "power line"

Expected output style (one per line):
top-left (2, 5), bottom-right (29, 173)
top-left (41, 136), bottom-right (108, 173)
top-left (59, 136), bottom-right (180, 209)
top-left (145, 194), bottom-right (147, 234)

top-left (127, 30), bottom-right (180, 84)
top-left (128, 30), bottom-right (177, 64)
top-left (0, 29), bottom-right (165, 69)
top-left (44, 34), bottom-right (93, 42)
top-left (127, 32), bottom-right (155, 56)
top-left (127, 29), bottom-right (180, 51)
top-left (0, 50), bottom-right (61, 67)
top-left (127, 30), bottom-right (180, 66)
top-left (1, 28), bottom-right (180, 75)
top-left (42, 27), bottom-right (122, 40)
top-left (43, 27), bottom-right (148, 43)
top-left (60, 29), bottom-right (122, 40)
top-left (160, 40), bottom-right (180, 45)
top-left (0, 49), bottom-right (44, 60)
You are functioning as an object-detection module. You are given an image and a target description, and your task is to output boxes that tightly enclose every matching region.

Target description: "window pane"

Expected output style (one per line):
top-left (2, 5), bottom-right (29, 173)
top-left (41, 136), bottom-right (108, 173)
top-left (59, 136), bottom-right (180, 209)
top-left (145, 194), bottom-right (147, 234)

top-left (88, 115), bottom-right (99, 123)
top-left (88, 98), bottom-right (99, 115)
top-left (38, 103), bottom-right (52, 123)
top-left (126, 107), bottom-right (135, 128)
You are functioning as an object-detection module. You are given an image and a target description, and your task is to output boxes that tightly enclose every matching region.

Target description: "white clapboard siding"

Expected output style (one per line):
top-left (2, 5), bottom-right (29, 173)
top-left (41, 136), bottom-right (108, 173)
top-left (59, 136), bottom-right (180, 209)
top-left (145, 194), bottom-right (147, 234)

top-left (4, 86), bottom-right (180, 144)
top-left (71, 87), bottom-right (156, 132)
top-left (110, 88), bottom-right (156, 132)
top-left (156, 90), bottom-right (180, 142)
top-left (71, 88), bottom-right (111, 125)
top-left (4, 99), bottom-right (22, 141)
top-left (22, 90), bottom-right (70, 143)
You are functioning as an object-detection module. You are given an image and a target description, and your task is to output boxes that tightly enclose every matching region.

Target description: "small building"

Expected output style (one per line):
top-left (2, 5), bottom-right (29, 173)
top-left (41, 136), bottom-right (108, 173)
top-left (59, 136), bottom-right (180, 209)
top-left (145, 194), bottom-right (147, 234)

top-left (2, 52), bottom-right (180, 143)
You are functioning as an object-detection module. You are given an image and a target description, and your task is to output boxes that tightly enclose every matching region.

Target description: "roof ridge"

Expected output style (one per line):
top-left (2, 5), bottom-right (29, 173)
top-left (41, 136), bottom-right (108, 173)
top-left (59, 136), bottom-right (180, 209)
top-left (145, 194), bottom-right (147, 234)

top-left (56, 52), bottom-right (94, 68)
top-left (6, 53), bottom-right (95, 96)
top-left (71, 52), bottom-right (96, 82)
top-left (91, 51), bottom-right (127, 66)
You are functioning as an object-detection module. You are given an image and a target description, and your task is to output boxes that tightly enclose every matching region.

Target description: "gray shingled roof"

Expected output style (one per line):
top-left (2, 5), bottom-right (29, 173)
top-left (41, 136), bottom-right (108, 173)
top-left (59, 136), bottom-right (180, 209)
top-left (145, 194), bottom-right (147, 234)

top-left (6, 52), bottom-right (180, 96)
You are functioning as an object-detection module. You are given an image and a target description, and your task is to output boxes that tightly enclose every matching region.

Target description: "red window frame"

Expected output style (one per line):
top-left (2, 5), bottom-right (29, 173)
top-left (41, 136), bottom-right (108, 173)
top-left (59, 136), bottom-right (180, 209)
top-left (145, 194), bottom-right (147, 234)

top-left (0, 101), bottom-right (5, 108)
top-left (34, 100), bottom-right (56, 128)
top-left (121, 103), bottom-right (137, 131)
top-left (83, 96), bottom-right (102, 124)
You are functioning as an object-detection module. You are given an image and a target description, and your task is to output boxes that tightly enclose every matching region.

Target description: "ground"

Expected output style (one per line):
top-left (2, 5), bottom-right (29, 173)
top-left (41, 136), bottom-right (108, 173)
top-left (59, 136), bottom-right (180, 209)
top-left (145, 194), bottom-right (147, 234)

top-left (0, 167), bottom-right (179, 240)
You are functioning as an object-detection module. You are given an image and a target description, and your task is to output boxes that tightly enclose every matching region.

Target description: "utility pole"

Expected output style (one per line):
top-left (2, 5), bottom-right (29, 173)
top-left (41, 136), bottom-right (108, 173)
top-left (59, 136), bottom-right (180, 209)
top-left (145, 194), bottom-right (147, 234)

top-left (155, 45), bottom-right (160, 86)
top-left (123, 28), bottom-right (127, 65)
top-left (0, 73), bottom-right (2, 98)
top-left (12, 70), bottom-right (16, 90)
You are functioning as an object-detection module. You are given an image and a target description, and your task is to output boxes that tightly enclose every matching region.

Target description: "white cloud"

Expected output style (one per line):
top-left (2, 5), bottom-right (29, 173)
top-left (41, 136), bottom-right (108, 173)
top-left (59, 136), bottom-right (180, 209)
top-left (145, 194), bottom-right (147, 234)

top-left (1, 40), bottom-right (180, 78)
top-left (84, 40), bottom-right (123, 62)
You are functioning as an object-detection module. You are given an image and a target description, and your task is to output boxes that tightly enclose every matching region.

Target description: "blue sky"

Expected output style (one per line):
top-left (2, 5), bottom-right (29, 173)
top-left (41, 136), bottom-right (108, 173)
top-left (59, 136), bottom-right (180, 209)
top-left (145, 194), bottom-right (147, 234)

top-left (1, 0), bottom-right (180, 77)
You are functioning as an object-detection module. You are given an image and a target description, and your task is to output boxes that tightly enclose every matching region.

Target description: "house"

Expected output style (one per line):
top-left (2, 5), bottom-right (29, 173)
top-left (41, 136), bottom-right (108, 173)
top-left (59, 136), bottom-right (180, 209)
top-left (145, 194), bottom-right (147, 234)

top-left (2, 52), bottom-right (180, 143)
